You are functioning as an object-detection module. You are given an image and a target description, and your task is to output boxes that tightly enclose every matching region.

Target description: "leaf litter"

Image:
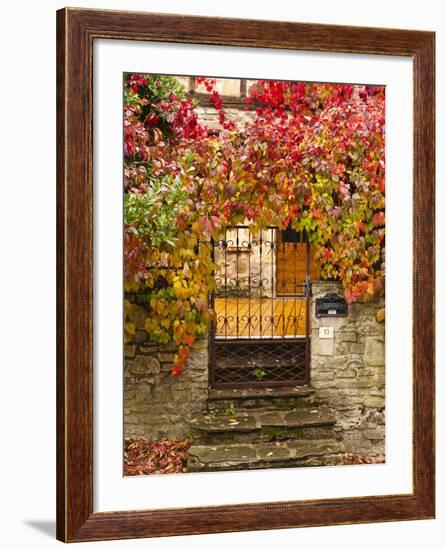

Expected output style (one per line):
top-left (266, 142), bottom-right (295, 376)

top-left (124, 437), bottom-right (192, 475)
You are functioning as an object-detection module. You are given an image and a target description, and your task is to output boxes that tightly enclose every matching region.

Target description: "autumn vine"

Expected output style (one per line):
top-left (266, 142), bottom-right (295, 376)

top-left (124, 73), bottom-right (385, 375)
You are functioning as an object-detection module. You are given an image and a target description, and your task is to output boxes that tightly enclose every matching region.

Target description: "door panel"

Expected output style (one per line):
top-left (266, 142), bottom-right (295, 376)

top-left (276, 230), bottom-right (318, 296)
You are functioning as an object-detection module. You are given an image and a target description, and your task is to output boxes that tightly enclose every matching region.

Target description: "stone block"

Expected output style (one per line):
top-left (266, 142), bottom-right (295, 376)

top-left (160, 362), bottom-right (173, 373)
top-left (139, 345), bottom-right (158, 354)
top-left (335, 342), bottom-right (350, 355)
top-left (134, 385), bottom-right (152, 403)
top-left (158, 352), bottom-right (175, 362)
top-left (312, 337), bottom-right (334, 356)
top-left (312, 371), bottom-right (335, 381)
top-left (338, 331), bottom-right (357, 342)
top-left (124, 345), bottom-right (136, 358)
top-left (363, 429), bottom-right (385, 441)
top-left (165, 427), bottom-right (189, 439)
top-left (176, 76), bottom-right (191, 88)
top-left (172, 388), bottom-right (191, 402)
top-left (193, 338), bottom-right (209, 350)
top-left (127, 304), bottom-right (147, 329)
top-left (129, 355), bottom-right (160, 376)
top-left (374, 372), bottom-right (386, 387)
top-left (133, 330), bottom-right (147, 343)
top-left (154, 428), bottom-right (169, 439)
top-left (159, 341), bottom-right (178, 352)
top-left (125, 425), bottom-right (145, 436)
top-left (314, 378), bottom-right (359, 390)
top-left (364, 396), bottom-right (385, 408)
top-left (316, 357), bottom-right (349, 370)
top-left (151, 385), bottom-right (172, 402)
top-left (356, 366), bottom-right (374, 376)
top-left (349, 343), bottom-right (365, 354)
top-left (131, 403), bottom-right (151, 413)
top-left (335, 368), bottom-right (357, 379)
top-left (369, 389), bottom-right (385, 397)
top-left (365, 337), bottom-right (385, 366)
top-left (356, 325), bottom-right (382, 337)
top-left (124, 389), bottom-right (135, 401)
top-left (124, 414), bottom-right (139, 425)
top-left (355, 376), bottom-right (375, 388)
top-left (336, 404), bottom-right (359, 412)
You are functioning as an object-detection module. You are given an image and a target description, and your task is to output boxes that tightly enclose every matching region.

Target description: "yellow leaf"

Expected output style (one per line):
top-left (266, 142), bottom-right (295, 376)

top-left (376, 308), bottom-right (385, 323)
top-left (144, 318), bottom-right (157, 332)
top-left (124, 299), bottom-right (133, 316)
top-left (124, 322), bottom-right (136, 336)
top-left (161, 318), bottom-right (170, 329)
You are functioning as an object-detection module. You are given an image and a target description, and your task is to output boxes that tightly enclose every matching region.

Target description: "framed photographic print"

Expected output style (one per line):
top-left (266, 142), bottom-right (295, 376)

top-left (56, 7), bottom-right (435, 542)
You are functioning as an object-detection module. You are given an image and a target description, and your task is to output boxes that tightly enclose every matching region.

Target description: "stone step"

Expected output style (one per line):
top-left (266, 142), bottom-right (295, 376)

top-left (187, 439), bottom-right (345, 472)
top-left (207, 385), bottom-right (315, 413)
top-left (189, 406), bottom-right (337, 445)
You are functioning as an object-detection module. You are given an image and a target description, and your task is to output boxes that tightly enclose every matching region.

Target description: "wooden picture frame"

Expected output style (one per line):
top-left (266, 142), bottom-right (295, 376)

top-left (56, 7), bottom-right (435, 542)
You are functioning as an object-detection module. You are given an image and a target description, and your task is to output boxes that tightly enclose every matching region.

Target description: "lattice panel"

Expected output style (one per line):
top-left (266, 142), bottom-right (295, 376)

top-left (213, 340), bottom-right (307, 386)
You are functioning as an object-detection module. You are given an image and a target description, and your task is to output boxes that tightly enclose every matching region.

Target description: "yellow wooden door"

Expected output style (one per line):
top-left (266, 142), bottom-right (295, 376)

top-left (276, 230), bottom-right (318, 295)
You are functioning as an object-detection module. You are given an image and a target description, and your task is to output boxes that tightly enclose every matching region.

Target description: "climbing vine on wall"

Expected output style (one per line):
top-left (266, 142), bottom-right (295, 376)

top-left (124, 73), bottom-right (385, 375)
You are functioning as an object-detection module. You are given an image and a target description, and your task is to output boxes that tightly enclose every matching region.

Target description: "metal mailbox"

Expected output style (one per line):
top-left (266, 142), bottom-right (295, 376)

top-left (315, 292), bottom-right (348, 317)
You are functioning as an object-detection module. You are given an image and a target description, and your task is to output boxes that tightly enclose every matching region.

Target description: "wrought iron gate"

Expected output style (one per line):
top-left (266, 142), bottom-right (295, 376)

top-left (209, 226), bottom-right (311, 388)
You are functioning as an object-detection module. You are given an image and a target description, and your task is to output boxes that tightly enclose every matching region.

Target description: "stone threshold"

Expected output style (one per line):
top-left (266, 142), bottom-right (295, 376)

top-left (187, 439), bottom-right (344, 471)
top-left (189, 406), bottom-right (336, 433)
top-left (208, 385), bottom-right (314, 401)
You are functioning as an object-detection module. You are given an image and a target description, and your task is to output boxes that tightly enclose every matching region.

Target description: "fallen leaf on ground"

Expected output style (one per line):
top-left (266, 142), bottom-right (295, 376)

top-left (124, 437), bottom-right (192, 476)
top-left (341, 453), bottom-right (385, 465)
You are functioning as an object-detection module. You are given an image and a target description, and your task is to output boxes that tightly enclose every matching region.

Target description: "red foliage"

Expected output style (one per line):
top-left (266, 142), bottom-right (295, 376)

top-left (342, 453), bottom-right (385, 465)
top-left (124, 438), bottom-right (192, 475)
top-left (123, 74), bottom-right (386, 374)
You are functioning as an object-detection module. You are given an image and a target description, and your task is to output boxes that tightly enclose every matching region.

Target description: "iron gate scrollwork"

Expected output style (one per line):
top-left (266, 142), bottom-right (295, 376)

top-left (209, 225), bottom-right (311, 388)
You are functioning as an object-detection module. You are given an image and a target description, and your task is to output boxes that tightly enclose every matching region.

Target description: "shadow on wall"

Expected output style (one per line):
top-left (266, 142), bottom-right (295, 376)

top-left (23, 520), bottom-right (56, 538)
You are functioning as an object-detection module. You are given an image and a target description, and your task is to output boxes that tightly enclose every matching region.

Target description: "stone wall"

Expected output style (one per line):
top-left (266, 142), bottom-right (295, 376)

top-left (124, 295), bottom-right (208, 440)
top-left (311, 281), bottom-right (385, 458)
top-left (195, 104), bottom-right (255, 131)
top-left (176, 76), bottom-right (256, 132)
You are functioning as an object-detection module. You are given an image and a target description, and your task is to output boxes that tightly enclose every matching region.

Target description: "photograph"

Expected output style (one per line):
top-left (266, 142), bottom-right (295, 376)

top-left (123, 73), bottom-right (386, 475)
top-left (0, 0), bottom-right (440, 546)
